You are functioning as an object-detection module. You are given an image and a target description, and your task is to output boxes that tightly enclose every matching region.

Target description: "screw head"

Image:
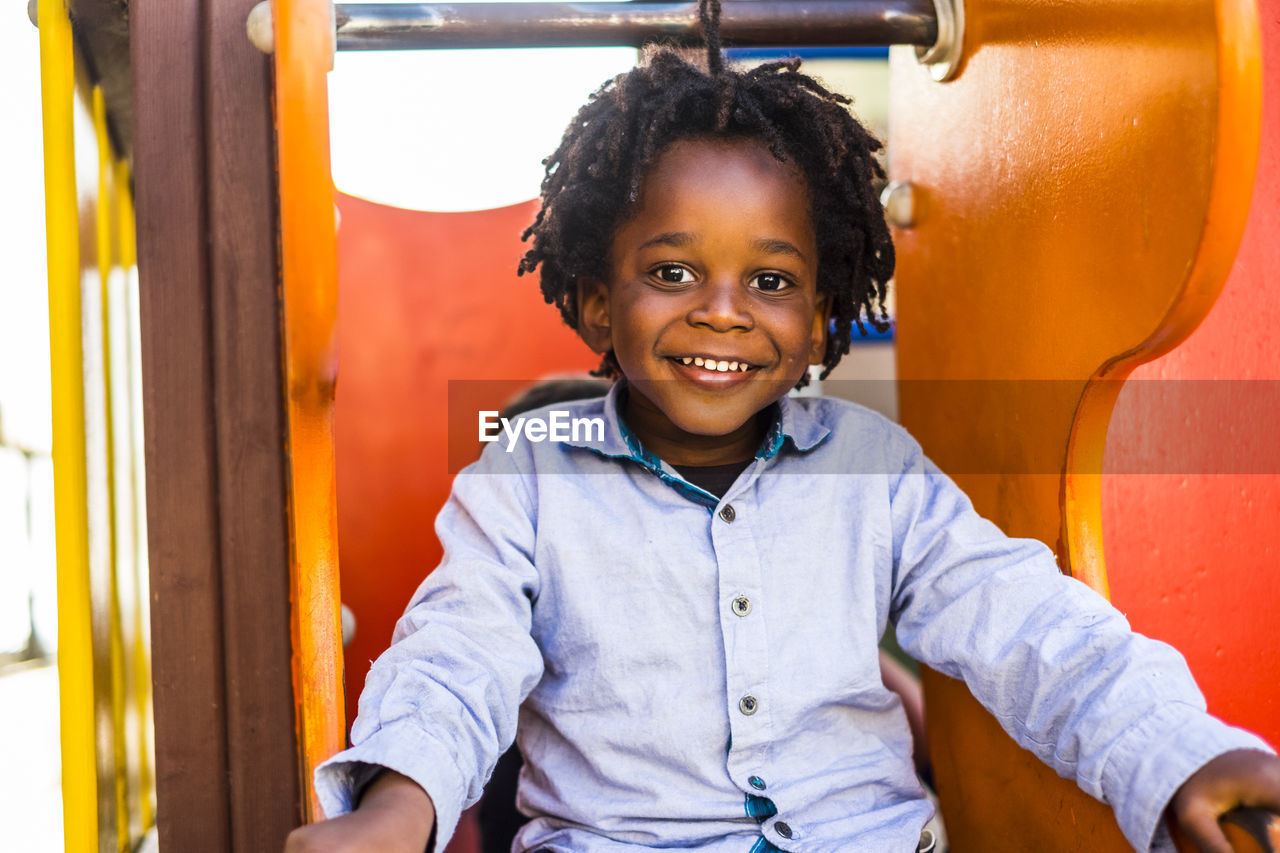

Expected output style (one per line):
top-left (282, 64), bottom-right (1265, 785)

top-left (881, 181), bottom-right (918, 229)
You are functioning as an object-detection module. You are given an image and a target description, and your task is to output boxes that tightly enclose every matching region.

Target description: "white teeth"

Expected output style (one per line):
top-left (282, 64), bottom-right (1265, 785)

top-left (679, 356), bottom-right (753, 373)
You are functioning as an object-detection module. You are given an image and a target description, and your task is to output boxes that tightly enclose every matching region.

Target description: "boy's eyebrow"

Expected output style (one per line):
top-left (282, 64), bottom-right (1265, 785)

top-left (751, 237), bottom-right (808, 263)
top-left (637, 232), bottom-right (809, 263)
top-left (638, 231), bottom-right (695, 251)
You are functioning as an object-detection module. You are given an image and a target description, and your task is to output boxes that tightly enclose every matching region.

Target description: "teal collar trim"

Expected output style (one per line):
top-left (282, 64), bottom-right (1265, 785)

top-left (563, 381), bottom-right (830, 509)
top-left (771, 391), bottom-right (831, 455)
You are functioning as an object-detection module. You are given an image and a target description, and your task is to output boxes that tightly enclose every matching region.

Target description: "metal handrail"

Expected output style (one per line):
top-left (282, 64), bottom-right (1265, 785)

top-left (247, 0), bottom-right (964, 80)
top-left (333, 1), bottom-right (938, 50)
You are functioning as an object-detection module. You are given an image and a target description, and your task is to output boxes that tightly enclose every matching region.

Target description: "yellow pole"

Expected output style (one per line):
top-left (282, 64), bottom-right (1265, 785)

top-left (39, 0), bottom-right (98, 849)
top-left (114, 158), bottom-right (155, 833)
top-left (115, 163), bottom-right (135, 267)
top-left (92, 86), bottom-right (131, 852)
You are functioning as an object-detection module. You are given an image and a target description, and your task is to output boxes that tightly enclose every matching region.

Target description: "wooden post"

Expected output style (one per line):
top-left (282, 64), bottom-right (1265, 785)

top-left (132, 0), bottom-right (305, 846)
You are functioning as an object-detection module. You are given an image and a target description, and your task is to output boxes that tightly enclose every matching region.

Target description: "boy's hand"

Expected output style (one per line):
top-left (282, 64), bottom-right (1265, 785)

top-left (1169, 749), bottom-right (1280, 853)
top-left (284, 770), bottom-right (436, 853)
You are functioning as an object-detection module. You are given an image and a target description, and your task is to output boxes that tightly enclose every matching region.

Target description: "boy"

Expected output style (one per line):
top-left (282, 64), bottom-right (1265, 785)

top-left (288, 9), bottom-right (1280, 852)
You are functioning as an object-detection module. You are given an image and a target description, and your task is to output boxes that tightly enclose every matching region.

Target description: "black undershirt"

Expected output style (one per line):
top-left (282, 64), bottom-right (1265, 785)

top-left (673, 459), bottom-right (753, 500)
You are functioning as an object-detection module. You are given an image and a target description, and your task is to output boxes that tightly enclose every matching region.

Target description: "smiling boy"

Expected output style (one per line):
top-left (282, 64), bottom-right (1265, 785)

top-left (288, 17), bottom-right (1280, 853)
top-left (577, 138), bottom-right (826, 468)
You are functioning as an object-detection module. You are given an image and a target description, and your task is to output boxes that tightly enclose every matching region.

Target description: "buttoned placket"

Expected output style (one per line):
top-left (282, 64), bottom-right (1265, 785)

top-left (711, 462), bottom-right (787, 829)
top-left (603, 391), bottom-right (814, 847)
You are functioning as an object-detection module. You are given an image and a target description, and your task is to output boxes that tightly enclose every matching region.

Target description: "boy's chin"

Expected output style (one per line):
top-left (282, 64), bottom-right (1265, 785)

top-left (661, 400), bottom-right (771, 440)
top-left (625, 375), bottom-right (794, 446)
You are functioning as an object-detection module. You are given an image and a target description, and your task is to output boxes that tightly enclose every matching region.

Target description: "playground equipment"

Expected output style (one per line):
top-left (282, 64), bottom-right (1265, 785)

top-left (35, 0), bottom-right (1280, 849)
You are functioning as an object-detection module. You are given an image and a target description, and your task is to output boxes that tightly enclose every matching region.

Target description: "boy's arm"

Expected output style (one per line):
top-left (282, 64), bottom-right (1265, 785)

top-left (311, 445), bottom-right (546, 848)
top-left (884, 435), bottom-right (1276, 852)
top-left (285, 770), bottom-right (436, 853)
top-left (1170, 749), bottom-right (1280, 853)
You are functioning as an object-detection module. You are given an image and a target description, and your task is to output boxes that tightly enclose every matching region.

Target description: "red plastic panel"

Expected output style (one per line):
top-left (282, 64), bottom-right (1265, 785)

top-left (1102, 11), bottom-right (1280, 751)
top-left (333, 193), bottom-right (598, 729)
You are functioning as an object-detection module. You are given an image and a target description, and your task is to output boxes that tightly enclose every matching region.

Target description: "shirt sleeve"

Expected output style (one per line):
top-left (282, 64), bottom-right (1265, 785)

top-left (884, 433), bottom-right (1273, 852)
top-left (313, 443), bottom-right (546, 849)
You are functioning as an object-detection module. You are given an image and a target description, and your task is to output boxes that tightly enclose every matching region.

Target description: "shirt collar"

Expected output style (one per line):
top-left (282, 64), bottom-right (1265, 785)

top-left (765, 390), bottom-right (832, 456)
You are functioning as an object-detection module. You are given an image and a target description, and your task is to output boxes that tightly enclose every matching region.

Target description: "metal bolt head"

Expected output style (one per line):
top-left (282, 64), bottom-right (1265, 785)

top-left (881, 181), bottom-right (918, 229)
top-left (247, 1), bottom-right (275, 54)
top-left (915, 0), bottom-right (965, 82)
top-left (340, 603), bottom-right (357, 647)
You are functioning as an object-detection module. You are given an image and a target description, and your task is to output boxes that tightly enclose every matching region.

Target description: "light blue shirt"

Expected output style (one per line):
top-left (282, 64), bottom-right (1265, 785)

top-left (315, 384), bottom-right (1270, 852)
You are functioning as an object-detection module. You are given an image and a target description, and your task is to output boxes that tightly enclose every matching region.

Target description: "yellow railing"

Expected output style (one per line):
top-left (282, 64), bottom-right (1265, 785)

top-left (38, 0), bottom-right (155, 848)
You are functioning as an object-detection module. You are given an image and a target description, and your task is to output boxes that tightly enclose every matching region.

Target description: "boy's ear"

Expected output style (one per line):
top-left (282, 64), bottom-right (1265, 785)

top-left (809, 293), bottom-right (830, 365)
top-left (577, 278), bottom-right (612, 355)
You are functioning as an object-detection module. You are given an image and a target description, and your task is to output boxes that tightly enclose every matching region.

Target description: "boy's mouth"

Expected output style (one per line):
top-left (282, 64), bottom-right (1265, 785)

top-left (668, 355), bottom-right (757, 374)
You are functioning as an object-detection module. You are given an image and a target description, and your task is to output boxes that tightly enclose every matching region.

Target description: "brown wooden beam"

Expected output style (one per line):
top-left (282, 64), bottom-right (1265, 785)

top-left (133, 0), bottom-right (302, 847)
top-left (205, 0), bottom-right (305, 845)
top-left (132, 0), bottom-right (230, 845)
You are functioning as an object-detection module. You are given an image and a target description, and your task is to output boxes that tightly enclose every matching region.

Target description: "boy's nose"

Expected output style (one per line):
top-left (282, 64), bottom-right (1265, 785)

top-left (687, 277), bottom-right (753, 332)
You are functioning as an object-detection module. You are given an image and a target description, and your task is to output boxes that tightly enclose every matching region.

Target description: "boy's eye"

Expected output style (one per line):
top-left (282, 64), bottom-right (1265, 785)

top-left (655, 265), bottom-right (694, 284)
top-left (751, 272), bottom-right (793, 292)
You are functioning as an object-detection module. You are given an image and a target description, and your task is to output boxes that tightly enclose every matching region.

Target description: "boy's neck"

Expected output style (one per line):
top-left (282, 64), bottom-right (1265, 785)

top-left (621, 385), bottom-right (774, 467)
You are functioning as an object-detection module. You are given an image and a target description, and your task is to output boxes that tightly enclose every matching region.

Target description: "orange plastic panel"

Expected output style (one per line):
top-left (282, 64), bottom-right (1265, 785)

top-left (273, 0), bottom-right (347, 821)
top-left (1102, 8), bottom-right (1280, 751)
top-left (889, 0), bottom-right (1261, 849)
top-left (333, 193), bottom-right (597, 729)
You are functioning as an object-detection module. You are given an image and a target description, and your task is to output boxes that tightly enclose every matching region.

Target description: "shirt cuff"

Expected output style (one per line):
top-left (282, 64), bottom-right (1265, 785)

top-left (1100, 702), bottom-right (1275, 852)
top-left (314, 722), bottom-right (470, 850)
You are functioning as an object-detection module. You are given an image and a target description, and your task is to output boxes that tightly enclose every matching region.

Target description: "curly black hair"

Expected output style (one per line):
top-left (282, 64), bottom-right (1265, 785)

top-left (517, 0), bottom-right (894, 383)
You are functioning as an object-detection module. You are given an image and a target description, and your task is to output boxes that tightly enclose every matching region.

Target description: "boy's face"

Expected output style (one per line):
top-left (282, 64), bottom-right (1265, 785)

top-left (579, 137), bottom-right (826, 466)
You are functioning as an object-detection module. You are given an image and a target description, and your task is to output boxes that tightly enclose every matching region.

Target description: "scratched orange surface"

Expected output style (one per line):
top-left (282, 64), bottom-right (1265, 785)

top-left (274, 0), bottom-right (347, 821)
top-left (889, 0), bottom-right (1261, 849)
top-left (1102, 4), bottom-right (1280, 757)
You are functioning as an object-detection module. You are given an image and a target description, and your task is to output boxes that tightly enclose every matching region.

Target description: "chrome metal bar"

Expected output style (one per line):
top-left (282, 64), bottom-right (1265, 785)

top-left (334, 1), bottom-right (938, 51)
